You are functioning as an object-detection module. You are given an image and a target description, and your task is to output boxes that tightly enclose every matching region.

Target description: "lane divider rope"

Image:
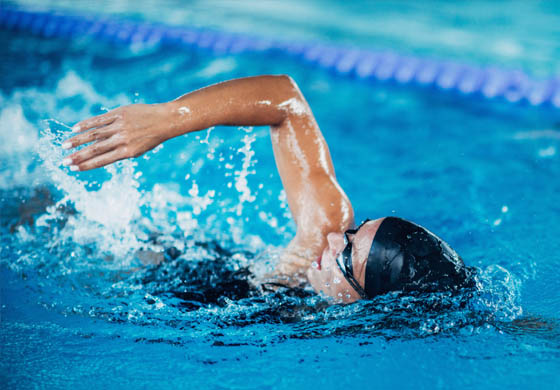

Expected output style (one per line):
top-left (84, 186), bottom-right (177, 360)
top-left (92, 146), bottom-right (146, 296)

top-left (1, 8), bottom-right (559, 110)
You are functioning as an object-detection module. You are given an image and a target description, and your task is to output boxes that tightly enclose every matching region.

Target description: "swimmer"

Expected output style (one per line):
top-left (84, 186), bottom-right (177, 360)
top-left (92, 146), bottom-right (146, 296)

top-left (62, 75), bottom-right (473, 303)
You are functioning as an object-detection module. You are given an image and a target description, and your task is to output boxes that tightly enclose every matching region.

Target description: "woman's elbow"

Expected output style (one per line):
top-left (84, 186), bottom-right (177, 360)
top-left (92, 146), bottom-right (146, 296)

top-left (267, 74), bottom-right (301, 98)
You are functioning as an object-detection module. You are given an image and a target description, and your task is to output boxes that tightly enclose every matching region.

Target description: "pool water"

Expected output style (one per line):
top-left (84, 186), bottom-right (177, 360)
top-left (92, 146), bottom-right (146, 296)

top-left (1, 1), bottom-right (560, 388)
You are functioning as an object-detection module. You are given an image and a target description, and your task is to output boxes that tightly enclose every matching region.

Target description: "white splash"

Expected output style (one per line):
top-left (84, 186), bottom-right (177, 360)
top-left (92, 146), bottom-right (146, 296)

top-left (0, 70), bottom-right (130, 190)
top-left (475, 264), bottom-right (523, 321)
top-left (233, 130), bottom-right (257, 216)
top-left (35, 124), bottom-right (143, 260)
top-left (187, 179), bottom-right (216, 216)
top-left (0, 102), bottom-right (39, 188)
top-left (200, 127), bottom-right (214, 145)
top-left (258, 211), bottom-right (278, 228)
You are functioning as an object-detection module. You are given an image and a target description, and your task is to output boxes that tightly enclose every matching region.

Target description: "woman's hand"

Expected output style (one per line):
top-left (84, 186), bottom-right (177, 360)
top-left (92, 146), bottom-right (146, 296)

top-left (62, 103), bottom-right (175, 171)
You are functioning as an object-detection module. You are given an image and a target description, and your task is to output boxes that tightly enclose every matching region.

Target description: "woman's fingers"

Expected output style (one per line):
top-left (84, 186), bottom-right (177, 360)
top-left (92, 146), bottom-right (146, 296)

top-left (63, 138), bottom-right (118, 166)
top-left (63, 124), bottom-right (117, 150)
top-left (72, 111), bottom-right (118, 133)
top-left (71, 147), bottom-right (129, 171)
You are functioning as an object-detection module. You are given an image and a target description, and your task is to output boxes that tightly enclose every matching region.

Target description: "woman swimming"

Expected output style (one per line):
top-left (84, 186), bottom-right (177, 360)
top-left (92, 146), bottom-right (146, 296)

top-left (61, 75), bottom-right (473, 303)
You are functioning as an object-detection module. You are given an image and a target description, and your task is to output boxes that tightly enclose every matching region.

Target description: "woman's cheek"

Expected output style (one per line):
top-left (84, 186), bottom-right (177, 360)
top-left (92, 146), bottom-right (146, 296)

top-left (310, 269), bottom-right (341, 300)
top-left (306, 267), bottom-right (321, 289)
top-left (307, 266), bottom-right (330, 296)
top-left (307, 262), bottom-right (358, 303)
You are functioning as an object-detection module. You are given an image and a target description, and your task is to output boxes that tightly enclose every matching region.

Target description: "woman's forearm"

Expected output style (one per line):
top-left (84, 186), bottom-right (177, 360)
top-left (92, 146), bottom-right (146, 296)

top-left (63, 75), bottom-right (304, 170)
top-left (162, 75), bottom-right (302, 139)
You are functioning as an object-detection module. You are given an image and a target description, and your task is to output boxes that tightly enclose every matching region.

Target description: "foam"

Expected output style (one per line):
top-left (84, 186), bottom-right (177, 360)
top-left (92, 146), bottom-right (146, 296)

top-left (37, 125), bottom-right (143, 260)
top-left (233, 131), bottom-right (257, 216)
top-left (0, 102), bottom-right (39, 189)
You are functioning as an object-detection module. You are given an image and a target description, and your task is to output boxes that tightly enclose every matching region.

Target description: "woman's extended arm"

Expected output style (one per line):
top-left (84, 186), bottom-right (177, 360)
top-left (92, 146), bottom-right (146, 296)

top-left (64, 75), bottom-right (354, 276)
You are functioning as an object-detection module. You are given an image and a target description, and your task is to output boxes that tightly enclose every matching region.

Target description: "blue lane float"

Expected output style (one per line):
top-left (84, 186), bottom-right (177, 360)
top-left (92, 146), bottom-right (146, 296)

top-left (1, 7), bottom-right (559, 110)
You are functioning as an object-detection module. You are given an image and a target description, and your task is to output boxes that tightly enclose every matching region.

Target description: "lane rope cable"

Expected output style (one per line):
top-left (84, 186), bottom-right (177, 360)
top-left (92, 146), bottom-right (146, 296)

top-left (1, 8), bottom-right (559, 110)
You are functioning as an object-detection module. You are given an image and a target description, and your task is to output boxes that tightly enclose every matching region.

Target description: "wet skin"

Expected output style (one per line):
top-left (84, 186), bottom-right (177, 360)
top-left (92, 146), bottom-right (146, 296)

top-left (63, 75), bottom-right (375, 303)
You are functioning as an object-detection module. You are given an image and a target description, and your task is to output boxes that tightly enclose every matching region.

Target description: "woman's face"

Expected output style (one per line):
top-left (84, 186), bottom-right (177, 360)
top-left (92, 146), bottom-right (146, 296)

top-left (306, 218), bottom-right (384, 303)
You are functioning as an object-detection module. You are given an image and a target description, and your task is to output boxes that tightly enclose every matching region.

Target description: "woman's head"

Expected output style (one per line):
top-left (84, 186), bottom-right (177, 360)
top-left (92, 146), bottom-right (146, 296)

top-left (306, 218), bottom-right (384, 303)
top-left (306, 217), bottom-right (473, 303)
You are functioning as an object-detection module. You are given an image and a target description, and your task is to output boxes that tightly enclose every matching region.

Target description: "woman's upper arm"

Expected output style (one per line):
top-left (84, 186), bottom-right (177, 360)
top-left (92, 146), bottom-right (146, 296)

top-left (270, 76), bottom-right (354, 258)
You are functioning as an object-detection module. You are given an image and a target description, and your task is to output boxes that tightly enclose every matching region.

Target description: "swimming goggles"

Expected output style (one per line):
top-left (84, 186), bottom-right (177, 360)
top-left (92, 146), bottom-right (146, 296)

top-left (335, 219), bottom-right (371, 299)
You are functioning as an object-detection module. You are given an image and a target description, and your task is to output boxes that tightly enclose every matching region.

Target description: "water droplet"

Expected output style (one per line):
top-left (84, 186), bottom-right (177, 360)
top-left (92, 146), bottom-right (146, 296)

top-left (333, 277), bottom-right (341, 284)
top-left (311, 261), bottom-right (319, 269)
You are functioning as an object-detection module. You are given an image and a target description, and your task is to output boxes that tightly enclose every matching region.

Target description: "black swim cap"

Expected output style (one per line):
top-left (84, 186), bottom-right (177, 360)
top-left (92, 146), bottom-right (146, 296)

top-left (336, 217), bottom-right (473, 299)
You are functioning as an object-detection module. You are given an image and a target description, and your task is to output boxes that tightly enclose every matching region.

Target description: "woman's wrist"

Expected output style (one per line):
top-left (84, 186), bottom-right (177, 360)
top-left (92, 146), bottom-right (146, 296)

top-left (162, 99), bottom-right (212, 139)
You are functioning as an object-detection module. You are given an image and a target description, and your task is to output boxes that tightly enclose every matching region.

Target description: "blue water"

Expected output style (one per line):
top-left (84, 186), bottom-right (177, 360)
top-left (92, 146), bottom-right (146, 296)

top-left (1, 1), bottom-right (560, 389)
